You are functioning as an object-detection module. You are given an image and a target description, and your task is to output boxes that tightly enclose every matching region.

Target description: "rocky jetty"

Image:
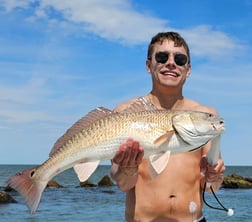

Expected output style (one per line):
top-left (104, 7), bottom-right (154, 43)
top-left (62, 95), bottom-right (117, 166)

top-left (0, 191), bottom-right (17, 204)
top-left (79, 180), bottom-right (97, 187)
top-left (98, 175), bottom-right (114, 186)
top-left (4, 185), bottom-right (15, 192)
top-left (79, 175), bottom-right (114, 187)
top-left (47, 180), bottom-right (64, 188)
top-left (222, 174), bottom-right (252, 189)
top-left (3, 173), bottom-right (251, 206)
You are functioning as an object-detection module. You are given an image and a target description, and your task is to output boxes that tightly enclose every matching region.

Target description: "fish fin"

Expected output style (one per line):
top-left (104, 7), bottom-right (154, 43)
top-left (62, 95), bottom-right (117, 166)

top-left (50, 107), bottom-right (113, 156)
top-left (74, 161), bottom-right (100, 182)
top-left (206, 136), bottom-right (221, 166)
top-left (153, 131), bottom-right (174, 145)
top-left (7, 167), bottom-right (47, 215)
top-left (120, 96), bottom-right (157, 113)
top-left (148, 151), bottom-right (171, 179)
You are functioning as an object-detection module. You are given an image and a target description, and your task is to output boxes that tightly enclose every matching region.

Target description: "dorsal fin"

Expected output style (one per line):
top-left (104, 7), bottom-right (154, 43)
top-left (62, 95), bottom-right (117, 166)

top-left (49, 107), bottom-right (113, 156)
top-left (121, 96), bottom-right (157, 113)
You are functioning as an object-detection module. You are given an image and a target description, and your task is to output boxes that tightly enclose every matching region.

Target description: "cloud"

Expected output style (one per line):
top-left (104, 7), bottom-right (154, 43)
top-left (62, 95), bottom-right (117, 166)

top-left (0, 1), bottom-right (251, 165)
top-left (1, 0), bottom-right (35, 12)
top-left (39, 0), bottom-right (168, 44)
top-left (179, 25), bottom-right (244, 59)
top-left (0, 0), bottom-right (248, 127)
top-left (1, 0), bottom-right (167, 44)
top-left (0, 0), bottom-right (244, 56)
top-left (0, 77), bottom-right (51, 123)
top-left (186, 62), bottom-right (252, 100)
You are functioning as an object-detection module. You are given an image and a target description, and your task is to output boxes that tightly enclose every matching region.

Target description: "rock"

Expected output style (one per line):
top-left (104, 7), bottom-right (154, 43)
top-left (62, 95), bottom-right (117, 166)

top-left (0, 191), bottom-right (17, 204)
top-left (222, 174), bottom-right (252, 189)
top-left (79, 180), bottom-right (97, 187)
top-left (47, 180), bottom-right (64, 188)
top-left (101, 190), bottom-right (116, 194)
top-left (4, 180), bottom-right (64, 190)
top-left (98, 175), bottom-right (114, 186)
top-left (4, 186), bottom-right (15, 192)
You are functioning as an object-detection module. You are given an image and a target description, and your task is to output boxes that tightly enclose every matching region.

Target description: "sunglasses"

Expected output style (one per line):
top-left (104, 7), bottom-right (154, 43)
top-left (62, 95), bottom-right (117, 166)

top-left (154, 51), bottom-right (188, 66)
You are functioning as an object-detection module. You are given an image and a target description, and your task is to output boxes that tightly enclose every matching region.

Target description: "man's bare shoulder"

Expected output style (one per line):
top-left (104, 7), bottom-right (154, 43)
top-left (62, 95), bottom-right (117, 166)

top-left (114, 97), bottom-right (140, 112)
top-left (184, 98), bottom-right (218, 115)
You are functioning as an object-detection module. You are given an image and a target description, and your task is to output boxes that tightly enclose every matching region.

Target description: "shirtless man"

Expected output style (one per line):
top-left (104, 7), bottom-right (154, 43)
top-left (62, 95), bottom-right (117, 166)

top-left (110, 32), bottom-right (225, 222)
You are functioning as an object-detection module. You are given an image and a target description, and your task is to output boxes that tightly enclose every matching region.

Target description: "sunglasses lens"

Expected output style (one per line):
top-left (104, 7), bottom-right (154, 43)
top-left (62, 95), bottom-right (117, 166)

top-left (174, 54), bottom-right (187, 66)
top-left (155, 52), bottom-right (168, 64)
top-left (155, 52), bottom-right (188, 66)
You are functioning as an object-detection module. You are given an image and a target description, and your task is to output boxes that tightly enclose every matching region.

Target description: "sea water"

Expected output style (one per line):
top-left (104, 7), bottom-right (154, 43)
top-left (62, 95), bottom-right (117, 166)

top-left (0, 165), bottom-right (251, 222)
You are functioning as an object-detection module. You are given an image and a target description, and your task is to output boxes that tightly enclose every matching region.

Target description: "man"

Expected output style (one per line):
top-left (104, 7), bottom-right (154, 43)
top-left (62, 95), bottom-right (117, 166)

top-left (110, 32), bottom-right (225, 222)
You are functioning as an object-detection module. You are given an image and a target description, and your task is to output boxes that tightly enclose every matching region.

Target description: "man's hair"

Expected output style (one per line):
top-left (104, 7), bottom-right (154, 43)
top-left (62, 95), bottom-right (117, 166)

top-left (147, 32), bottom-right (190, 64)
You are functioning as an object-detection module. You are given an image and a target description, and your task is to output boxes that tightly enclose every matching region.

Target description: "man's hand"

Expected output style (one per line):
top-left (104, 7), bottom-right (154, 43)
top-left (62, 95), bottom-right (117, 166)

top-left (200, 156), bottom-right (225, 191)
top-left (110, 138), bottom-right (144, 191)
top-left (112, 138), bottom-right (144, 168)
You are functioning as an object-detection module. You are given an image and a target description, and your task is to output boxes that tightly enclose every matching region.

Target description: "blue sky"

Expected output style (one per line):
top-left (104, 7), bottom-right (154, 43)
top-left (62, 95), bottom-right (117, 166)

top-left (0, 0), bottom-right (251, 166)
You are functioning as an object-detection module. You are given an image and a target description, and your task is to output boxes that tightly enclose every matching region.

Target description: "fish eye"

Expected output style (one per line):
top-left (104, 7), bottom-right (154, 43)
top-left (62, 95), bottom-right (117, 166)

top-left (30, 170), bottom-right (35, 177)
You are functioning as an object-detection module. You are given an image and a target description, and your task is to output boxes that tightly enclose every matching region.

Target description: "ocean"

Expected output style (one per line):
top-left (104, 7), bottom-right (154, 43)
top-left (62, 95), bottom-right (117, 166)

top-left (0, 165), bottom-right (251, 222)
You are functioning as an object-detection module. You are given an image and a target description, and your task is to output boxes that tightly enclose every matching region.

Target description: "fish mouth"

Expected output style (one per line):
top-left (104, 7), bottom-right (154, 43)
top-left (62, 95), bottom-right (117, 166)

top-left (212, 121), bottom-right (225, 132)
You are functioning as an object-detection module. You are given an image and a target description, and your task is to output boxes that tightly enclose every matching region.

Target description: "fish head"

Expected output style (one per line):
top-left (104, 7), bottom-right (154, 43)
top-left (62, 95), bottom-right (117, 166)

top-left (172, 111), bottom-right (225, 145)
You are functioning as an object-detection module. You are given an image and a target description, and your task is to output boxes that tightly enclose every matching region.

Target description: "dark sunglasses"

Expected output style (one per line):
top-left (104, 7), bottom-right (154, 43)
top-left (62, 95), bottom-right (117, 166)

top-left (154, 51), bottom-right (188, 66)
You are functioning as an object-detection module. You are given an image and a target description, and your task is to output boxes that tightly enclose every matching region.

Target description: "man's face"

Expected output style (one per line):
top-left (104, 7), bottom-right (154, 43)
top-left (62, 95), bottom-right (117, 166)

top-left (146, 39), bottom-right (191, 89)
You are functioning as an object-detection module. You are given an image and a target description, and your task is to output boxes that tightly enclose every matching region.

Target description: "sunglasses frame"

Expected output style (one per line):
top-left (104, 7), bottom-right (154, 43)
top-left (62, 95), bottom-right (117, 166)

top-left (154, 51), bottom-right (188, 66)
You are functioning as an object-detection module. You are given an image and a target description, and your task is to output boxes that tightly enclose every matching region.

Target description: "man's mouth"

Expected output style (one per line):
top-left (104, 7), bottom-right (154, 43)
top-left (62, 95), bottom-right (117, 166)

top-left (160, 71), bottom-right (179, 77)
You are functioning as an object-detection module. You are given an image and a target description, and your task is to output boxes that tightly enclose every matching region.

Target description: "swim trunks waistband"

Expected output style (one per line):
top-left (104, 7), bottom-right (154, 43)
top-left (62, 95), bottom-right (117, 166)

top-left (125, 216), bottom-right (206, 222)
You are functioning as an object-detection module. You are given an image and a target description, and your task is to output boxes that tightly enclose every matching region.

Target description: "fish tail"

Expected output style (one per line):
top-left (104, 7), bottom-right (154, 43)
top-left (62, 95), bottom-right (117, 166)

top-left (7, 167), bottom-right (47, 215)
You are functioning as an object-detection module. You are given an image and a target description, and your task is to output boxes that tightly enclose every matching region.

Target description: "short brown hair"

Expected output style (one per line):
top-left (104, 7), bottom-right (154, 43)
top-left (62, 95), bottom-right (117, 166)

top-left (147, 32), bottom-right (190, 64)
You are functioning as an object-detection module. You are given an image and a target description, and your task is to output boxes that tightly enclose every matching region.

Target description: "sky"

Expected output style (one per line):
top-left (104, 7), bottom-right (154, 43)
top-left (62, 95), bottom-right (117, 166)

top-left (0, 0), bottom-right (251, 166)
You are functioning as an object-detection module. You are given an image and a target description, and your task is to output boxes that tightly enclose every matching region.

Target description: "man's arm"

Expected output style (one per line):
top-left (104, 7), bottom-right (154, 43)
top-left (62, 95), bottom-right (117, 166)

top-left (200, 142), bottom-right (226, 192)
top-left (195, 106), bottom-right (225, 192)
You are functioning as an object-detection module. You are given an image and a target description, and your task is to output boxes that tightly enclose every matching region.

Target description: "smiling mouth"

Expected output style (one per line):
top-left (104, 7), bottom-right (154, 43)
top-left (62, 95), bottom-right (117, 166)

top-left (160, 71), bottom-right (179, 77)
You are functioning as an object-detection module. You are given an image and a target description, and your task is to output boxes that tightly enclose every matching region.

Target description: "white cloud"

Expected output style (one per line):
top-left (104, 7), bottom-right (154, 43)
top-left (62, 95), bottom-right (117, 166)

top-left (17, 0), bottom-right (168, 44)
top-left (186, 62), bottom-right (252, 100)
top-left (0, 0), bottom-right (251, 165)
top-left (0, 0), bottom-right (244, 57)
top-left (0, 77), bottom-right (49, 123)
top-left (0, 0), bottom-right (248, 127)
top-left (1, 0), bottom-right (35, 12)
top-left (180, 25), bottom-right (244, 59)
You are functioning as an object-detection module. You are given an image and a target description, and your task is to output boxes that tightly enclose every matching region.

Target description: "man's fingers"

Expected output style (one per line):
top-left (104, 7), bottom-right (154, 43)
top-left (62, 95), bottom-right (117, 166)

top-left (113, 139), bottom-right (144, 167)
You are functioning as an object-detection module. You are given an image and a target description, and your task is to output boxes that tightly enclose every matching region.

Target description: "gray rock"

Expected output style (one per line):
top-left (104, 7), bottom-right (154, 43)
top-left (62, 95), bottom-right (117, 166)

top-left (98, 175), bottom-right (114, 186)
top-left (0, 191), bottom-right (17, 204)
top-left (222, 174), bottom-right (252, 189)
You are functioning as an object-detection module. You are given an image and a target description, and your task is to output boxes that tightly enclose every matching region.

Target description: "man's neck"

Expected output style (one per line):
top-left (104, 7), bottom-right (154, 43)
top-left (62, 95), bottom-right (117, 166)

top-left (147, 90), bottom-right (184, 110)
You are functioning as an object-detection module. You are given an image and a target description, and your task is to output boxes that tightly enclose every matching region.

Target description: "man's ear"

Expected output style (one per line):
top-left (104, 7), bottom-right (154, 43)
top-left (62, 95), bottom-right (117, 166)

top-left (186, 64), bottom-right (191, 77)
top-left (146, 59), bottom-right (151, 73)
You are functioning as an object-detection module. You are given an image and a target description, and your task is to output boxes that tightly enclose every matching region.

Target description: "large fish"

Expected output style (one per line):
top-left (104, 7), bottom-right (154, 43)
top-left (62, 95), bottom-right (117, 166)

top-left (7, 105), bottom-right (225, 215)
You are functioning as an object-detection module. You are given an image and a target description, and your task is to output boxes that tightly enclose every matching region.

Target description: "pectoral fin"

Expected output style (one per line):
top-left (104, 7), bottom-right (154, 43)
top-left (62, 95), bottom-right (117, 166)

top-left (74, 161), bottom-right (100, 182)
top-left (148, 151), bottom-right (171, 179)
top-left (153, 131), bottom-right (174, 146)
